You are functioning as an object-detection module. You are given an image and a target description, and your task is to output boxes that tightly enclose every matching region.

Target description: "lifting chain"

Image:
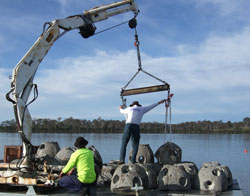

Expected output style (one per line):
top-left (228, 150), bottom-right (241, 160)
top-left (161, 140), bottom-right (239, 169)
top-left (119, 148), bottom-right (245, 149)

top-left (120, 28), bottom-right (169, 107)
top-left (120, 28), bottom-right (173, 139)
top-left (121, 28), bottom-right (167, 92)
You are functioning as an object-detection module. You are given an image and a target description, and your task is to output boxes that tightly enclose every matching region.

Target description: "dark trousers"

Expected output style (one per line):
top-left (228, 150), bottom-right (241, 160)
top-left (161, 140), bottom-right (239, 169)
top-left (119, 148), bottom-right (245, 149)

top-left (119, 123), bottom-right (140, 163)
top-left (59, 175), bottom-right (95, 193)
top-left (59, 175), bottom-right (84, 192)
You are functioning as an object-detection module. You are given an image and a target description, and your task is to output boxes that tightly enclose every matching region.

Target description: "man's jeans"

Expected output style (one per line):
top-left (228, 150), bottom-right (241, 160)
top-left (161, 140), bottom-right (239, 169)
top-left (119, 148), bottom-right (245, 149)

top-left (59, 175), bottom-right (84, 192)
top-left (119, 123), bottom-right (140, 163)
top-left (59, 175), bottom-right (96, 193)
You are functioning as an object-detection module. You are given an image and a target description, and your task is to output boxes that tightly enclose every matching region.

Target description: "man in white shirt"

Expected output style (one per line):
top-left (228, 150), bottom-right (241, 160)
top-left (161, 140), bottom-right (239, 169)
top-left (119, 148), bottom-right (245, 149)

top-left (119, 99), bottom-right (165, 163)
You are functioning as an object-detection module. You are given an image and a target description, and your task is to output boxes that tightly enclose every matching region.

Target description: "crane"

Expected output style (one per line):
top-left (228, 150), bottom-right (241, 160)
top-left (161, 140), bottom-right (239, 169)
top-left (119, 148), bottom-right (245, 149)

top-left (6, 0), bottom-right (139, 171)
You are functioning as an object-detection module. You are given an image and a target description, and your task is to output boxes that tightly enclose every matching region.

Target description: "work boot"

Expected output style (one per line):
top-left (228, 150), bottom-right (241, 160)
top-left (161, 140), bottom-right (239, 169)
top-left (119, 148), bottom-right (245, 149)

top-left (79, 187), bottom-right (88, 196)
top-left (117, 160), bottom-right (124, 165)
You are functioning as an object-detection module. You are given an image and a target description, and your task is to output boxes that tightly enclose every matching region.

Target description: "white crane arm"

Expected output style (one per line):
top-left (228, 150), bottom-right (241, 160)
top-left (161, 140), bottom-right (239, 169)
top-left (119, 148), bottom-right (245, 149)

top-left (9, 0), bottom-right (138, 139)
top-left (6, 0), bottom-right (139, 169)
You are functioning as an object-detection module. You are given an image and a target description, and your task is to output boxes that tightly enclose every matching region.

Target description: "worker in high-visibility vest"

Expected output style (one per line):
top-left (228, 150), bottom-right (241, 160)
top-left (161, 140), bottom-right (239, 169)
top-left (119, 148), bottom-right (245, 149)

top-left (59, 137), bottom-right (96, 192)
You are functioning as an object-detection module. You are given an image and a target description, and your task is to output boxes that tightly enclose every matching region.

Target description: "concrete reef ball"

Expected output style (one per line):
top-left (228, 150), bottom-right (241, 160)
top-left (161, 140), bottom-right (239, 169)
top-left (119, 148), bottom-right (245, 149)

top-left (88, 145), bottom-right (103, 178)
top-left (155, 141), bottom-right (182, 165)
top-left (139, 163), bottom-right (160, 189)
top-left (55, 147), bottom-right (76, 165)
top-left (176, 162), bottom-right (198, 188)
top-left (129, 144), bottom-right (154, 164)
top-left (36, 142), bottom-right (60, 158)
top-left (97, 164), bottom-right (118, 186)
top-left (158, 164), bottom-right (192, 191)
top-left (201, 162), bottom-right (232, 186)
top-left (88, 145), bottom-right (103, 168)
top-left (111, 163), bottom-right (149, 194)
top-left (194, 162), bottom-right (232, 192)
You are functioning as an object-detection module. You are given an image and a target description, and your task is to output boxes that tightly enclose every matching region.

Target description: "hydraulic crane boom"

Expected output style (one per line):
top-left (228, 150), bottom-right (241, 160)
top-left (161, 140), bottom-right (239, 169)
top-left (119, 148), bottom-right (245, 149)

top-left (6, 0), bottom-right (139, 170)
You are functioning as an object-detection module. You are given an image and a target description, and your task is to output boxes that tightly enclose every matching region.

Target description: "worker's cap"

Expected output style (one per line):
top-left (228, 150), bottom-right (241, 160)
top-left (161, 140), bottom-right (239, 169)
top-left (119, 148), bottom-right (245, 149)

top-left (74, 136), bottom-right (88, 148)
top-left (130, 101), bottom-right (141, 107)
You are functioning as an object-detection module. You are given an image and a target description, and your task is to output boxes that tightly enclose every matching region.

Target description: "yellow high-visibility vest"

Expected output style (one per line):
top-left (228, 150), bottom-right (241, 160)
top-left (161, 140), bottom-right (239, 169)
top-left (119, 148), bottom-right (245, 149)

top-left (62, 148), bottom-right (96, 183)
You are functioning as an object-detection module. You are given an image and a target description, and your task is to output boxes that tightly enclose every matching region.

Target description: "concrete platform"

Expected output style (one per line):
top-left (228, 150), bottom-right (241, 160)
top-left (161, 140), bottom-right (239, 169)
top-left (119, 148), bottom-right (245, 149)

top-left (0, 179), bottom-right (244, 196)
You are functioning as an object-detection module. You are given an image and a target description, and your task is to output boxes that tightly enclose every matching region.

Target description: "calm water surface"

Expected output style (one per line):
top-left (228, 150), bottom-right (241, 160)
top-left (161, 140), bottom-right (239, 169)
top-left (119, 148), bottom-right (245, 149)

top-left (0, 133), bottom-right (249, 195)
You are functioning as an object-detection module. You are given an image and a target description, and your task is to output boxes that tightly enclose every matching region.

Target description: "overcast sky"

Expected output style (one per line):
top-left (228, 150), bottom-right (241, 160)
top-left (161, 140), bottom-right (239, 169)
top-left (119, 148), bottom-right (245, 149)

top-left (0, 0), bottom-right (250, 124)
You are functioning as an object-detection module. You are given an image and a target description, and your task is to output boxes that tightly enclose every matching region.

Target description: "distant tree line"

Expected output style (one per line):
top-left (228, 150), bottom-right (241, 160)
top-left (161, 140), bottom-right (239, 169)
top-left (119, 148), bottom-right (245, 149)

top-left (1, 117), bottom-right (250, 134)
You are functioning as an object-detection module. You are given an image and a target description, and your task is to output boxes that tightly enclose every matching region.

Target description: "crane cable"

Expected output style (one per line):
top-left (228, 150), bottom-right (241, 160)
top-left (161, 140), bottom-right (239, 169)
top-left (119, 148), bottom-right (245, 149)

top-left (120, 28), bottom-right (169, 107)
top-left (121, 28), bottom-right (168, 91)
top-left (86, 13), bottom-right (174, 139)
top-left (121, 28), bottom-right (173, 139)
top-left (165, 91), bottom-right (173, 142)
top-left (94, 20), bottom-right (131, 35)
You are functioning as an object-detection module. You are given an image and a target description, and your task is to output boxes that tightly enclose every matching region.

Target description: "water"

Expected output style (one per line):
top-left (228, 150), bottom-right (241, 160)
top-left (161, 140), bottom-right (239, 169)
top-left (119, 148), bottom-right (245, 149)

top-left (0, 133), bottom-right (249, 195)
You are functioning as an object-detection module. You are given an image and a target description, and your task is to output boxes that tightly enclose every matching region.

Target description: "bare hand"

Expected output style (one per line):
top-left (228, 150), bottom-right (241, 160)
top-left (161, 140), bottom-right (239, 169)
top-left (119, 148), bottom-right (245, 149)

top-left (59, 172), bottom-right (64, 179)
top-left (67, 168), bottom-right (74, 176)
top-left (158, 99), bottom-right (166, 104)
